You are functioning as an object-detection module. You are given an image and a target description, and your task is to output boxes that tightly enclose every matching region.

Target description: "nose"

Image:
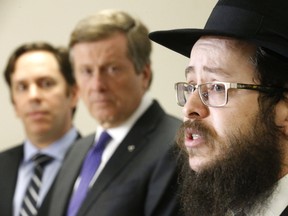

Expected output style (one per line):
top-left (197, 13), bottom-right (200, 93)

top-left (182, 89), bottom-right (209, 120)
top-left (88, 71), bottom-right (107, 91)
top-left (28, 84), bottom-right (41, 99)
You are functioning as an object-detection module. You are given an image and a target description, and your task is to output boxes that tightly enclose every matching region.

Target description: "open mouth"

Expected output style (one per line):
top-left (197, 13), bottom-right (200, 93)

top-left (192, 134), bottom-right (200, 140)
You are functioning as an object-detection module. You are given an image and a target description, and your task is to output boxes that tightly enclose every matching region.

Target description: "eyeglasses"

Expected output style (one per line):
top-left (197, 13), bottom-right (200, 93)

top-left (175, 82), bottom-right (288, 107)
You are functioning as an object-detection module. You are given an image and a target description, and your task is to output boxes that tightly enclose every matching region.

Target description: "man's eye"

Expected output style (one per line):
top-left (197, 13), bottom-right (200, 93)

top-left (79, 67), bottom-right (93, 77)
top-left (211, 84), bottom-right (225, 92)
top-left (106, 65), bottom-right (120, 75)
top-left (40, 79), bottom-right (55, 88)
top-left (14, 83), bottom-right (27, 92)
top-left (186, 84), bottom-right (195, 94)
top-left (83, 68), bottom-right (93, 75)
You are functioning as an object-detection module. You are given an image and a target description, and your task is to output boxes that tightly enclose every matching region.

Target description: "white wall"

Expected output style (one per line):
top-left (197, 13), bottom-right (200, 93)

top-left (0, 0), bottom-right (215, 150)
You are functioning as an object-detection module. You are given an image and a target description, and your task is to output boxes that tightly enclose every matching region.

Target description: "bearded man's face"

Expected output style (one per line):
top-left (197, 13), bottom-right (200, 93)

top-left (176, 112), bottom-right (282, 216)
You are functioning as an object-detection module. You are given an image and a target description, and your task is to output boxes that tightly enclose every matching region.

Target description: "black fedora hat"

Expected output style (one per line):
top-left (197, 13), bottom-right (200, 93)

top-left (149, 0), bottom-right (288, 58)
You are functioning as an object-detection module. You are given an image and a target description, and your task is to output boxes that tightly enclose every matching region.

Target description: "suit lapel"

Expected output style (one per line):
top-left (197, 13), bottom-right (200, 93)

top-left (39, 132), bottom-right (82, 215)
top-left (78, 101), bottom-right (165, 215)
top-left (0, 145), bottom-right (23, 215)
top-left (49, 134), bottom-right (94, 216)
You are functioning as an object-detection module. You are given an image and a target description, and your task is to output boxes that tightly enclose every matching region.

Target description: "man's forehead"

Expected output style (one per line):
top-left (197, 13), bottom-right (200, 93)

top-left (187, 36), bottom-right (257, 81)
top-left (193, 36), bottom-right (256, 53)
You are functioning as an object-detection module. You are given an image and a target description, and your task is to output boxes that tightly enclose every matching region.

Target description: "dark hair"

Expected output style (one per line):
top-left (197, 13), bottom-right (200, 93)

top-left (254, 48), bottom-right (288, 88)
top-left (4, 42), bottom-right (75, 87)
top-left (3, 41), bottom-right (77, 115)
top-left (252, 47), bottom-right (288, 118)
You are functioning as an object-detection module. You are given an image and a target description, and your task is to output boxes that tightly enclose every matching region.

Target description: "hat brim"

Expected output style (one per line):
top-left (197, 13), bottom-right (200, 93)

top-left (149, 29), bottom-right (288, 59)
top-left (149, 29), bottom-right (237, 58)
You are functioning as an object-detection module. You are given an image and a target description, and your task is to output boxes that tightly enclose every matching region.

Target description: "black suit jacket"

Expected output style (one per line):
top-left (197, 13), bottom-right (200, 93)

top-left (0, 132), bottom-right (81, 216)
top-left (281, 206), bottom-right (288, 216)
top-left (0, 145), bottom-right (24, 216)
top-left (48, 100), bottom-right (182, 216)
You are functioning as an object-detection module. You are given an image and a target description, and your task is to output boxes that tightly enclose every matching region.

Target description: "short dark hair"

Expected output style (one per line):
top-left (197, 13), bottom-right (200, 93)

top-left (4, 41), bottom-right (75, 87)
top-left (251, 47), bottom-right (288, 119)
top-left (254, 48), bottom-right (288, 90)
top-left (3, 41), bottom-right (77, 115)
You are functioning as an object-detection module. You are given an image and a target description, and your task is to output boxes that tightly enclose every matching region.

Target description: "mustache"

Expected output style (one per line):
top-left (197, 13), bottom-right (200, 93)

top-left (177, 120), bottom-right (216, 141)
top-left (184, 120), bottom-right (212, 133)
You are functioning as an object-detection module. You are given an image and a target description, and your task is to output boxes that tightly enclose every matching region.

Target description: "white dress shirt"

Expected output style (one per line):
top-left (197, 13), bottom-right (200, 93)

top-left (248, 174), bottom-right (288, 216)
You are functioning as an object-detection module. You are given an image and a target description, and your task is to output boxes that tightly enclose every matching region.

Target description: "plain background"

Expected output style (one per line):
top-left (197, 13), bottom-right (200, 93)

top-left (0, 0), bottom-right (215, 151)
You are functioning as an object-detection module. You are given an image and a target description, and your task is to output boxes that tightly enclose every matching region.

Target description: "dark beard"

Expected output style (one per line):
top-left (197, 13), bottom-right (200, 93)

top-left (176, 113), bottom-right (282, 216)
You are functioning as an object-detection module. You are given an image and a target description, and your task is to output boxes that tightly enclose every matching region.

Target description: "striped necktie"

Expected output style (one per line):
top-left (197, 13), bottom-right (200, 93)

top-left (20, 153), bottom-right (53, 216)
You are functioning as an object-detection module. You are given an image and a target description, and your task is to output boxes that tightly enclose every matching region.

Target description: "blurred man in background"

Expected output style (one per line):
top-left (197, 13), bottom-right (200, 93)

top-left (48, 9), bottom-right (181, 216)
top-left (0, 42), bottom-right (80, 216)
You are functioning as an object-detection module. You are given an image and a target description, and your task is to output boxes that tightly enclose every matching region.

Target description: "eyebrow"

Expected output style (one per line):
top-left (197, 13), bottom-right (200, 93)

top-left (185, 66), bottom-right (231, 78)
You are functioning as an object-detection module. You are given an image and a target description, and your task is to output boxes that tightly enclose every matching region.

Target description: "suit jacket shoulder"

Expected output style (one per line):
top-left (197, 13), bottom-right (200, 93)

top-left (47, 134), bottom-right (95, 216)
top-left (48, 100), bottom-right (182, 216)
top-left (0, 131), bottom-right (81, 216)
top-left (78, 100), bottom-right (182, 216)
top-left (0, 145), bottom-right (23, 216)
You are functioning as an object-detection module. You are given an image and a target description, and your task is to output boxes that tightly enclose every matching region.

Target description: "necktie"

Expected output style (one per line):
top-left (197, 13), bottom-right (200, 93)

top-left (67, 131), bottom-right (111, 216)
top-left (20, 153), bottom-right (53, 216)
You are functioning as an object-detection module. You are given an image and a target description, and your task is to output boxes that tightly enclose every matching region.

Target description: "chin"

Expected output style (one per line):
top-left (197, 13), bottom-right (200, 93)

top-left (189, 157), bottom-right (206, 172)
top-left (189, 155), bottom-right (219, 173)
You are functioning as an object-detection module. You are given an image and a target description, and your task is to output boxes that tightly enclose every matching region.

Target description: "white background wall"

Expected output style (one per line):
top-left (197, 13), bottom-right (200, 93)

top-left (0, 0), bottom-right (215, 150)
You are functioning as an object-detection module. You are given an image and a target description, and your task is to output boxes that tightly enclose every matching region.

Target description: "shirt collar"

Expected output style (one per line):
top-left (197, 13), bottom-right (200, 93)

top-left (23, 127), bottom-right (78, 163)
top-left (263, 174), bottom-right (288, 216)
top-left (247, 174), bottom-right (288, 216)
top-left (96, 93), bottom-right (153, 144)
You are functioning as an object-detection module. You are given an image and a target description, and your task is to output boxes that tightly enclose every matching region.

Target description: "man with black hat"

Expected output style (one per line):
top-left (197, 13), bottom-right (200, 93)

top-left (149, 0), bottom-right (288, 215)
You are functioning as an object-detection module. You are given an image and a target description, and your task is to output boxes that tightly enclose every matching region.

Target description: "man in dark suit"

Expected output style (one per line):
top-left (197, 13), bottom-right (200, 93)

top-left (48, 9), bottom-right (181, 216)
top-left (0, 42), bottom-right (80, 216)
top-left (149, 0), bottom-right (288, 215)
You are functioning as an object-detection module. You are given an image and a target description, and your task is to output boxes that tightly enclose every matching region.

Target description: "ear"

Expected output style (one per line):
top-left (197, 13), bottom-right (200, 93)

top-left (13, 103), bottom-right (21, 119)
top-left (10, 94), bottom-right (21, 119)
top-left (141, 64), bottom-right (152, 90)
top-left (275, 98), bottom-right (288, 136)
top-left (69, 84), bottom-right (79, 108)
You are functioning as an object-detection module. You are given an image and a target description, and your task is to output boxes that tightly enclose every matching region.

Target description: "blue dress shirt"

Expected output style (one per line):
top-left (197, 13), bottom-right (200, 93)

top-left (13, 127), bottom-right (78, 216)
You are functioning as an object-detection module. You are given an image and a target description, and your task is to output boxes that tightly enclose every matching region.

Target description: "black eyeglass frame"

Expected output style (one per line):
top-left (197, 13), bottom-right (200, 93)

top-left (174, 81), bottom-right (288, 107)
